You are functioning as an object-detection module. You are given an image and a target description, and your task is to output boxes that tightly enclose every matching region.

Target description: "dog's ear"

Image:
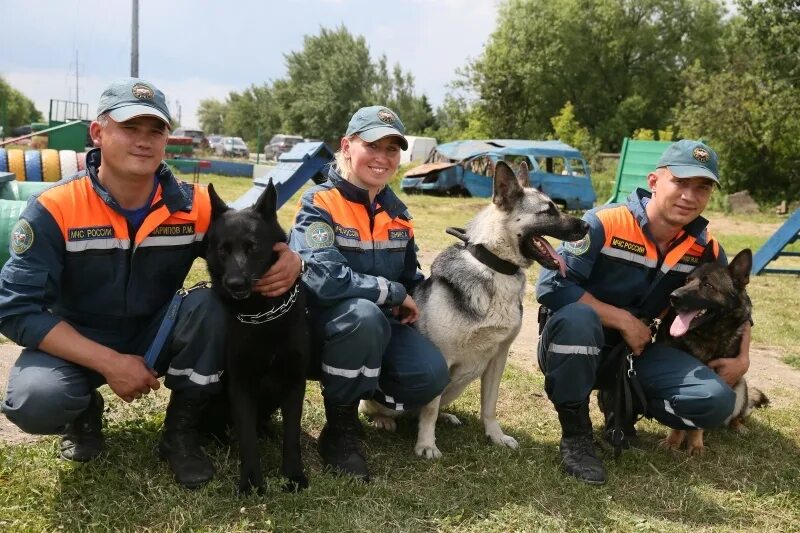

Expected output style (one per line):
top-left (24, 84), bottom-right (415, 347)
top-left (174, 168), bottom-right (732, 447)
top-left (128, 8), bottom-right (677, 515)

top-left (516, 161), bottom-right (529, 189)
top-left (699, 243), bottom-right (717, 264)
top-left (254, 178), bottom-right (278, 221)
top-left (208, 183), bottom-right (229, 221)
top-left (728, 248), bottom-right (752, 287)
top-left (493, 161), bottom-right (524, 211)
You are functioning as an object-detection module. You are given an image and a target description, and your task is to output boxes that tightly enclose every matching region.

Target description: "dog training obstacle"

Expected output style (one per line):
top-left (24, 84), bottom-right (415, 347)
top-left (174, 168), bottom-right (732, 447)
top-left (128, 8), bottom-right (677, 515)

top-left (230, 142), bottom-right (333, 210)
top-left (752, 208), bottom-right (800, 275)
top-left (606, 138), bottom-right (672, 204)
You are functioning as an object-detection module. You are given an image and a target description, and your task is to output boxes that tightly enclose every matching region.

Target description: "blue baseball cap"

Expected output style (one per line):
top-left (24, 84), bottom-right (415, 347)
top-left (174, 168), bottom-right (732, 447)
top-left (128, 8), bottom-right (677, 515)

top-left (97, 78), bottom-right (171, 126)
top-left (657, 139), bottom-right (720, 184)
top-left (345, 105), bottom-right (408, 150)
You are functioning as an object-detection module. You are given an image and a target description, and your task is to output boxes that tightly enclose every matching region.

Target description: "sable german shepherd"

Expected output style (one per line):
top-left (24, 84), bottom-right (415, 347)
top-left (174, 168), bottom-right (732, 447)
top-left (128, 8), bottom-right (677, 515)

top-left (662, 248), bottom-right (768, 454)
top-left (206, 180), bottom-right (310, 494)
top-left (360, 161), bottom-right (589, 458)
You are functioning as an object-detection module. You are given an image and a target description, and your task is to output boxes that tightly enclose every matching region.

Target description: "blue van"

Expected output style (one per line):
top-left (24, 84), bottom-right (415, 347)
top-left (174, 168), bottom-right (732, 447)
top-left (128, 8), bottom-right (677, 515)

top-left (401, 139), bottom-right (596, 210)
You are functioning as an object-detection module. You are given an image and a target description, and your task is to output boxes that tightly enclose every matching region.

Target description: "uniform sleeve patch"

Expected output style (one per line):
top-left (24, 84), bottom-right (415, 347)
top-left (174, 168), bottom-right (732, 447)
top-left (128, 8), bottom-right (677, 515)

top-left (305, 221), bottom-right (335, 248)
top-left (11, 219), bottom-right (34, 255)
top-left (563, 233), bottom-right (590, 255)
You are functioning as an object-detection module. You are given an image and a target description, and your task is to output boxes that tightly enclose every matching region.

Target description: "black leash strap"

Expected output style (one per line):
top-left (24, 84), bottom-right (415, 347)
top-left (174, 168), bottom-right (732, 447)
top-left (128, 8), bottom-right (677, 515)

top-left (609, 318), bottom-right (660, 458)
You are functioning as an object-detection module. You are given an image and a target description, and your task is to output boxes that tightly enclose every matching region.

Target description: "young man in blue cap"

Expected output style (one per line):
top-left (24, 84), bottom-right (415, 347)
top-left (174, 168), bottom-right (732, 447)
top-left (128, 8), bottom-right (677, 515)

top-left (536, 139), bottom-right (750, 484)
top-left (290, 105), bottom-right (449, 481)
top-left (0, 78), bottom-right (302, 488)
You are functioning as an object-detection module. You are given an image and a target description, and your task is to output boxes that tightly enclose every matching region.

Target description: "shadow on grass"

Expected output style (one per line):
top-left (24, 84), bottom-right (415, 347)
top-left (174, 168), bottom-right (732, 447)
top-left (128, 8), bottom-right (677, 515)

top-left (1, 367), bottom-right (795, 531)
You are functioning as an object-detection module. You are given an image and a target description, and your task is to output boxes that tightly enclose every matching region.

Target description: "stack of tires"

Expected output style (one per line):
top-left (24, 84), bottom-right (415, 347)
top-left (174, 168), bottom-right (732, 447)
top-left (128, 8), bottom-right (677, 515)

top-left (0, 147), bottom-right (88, 182)
top-left (0, 148), bottom-right (86, 267)
top-left (166, 136), bottom-right (193, 158)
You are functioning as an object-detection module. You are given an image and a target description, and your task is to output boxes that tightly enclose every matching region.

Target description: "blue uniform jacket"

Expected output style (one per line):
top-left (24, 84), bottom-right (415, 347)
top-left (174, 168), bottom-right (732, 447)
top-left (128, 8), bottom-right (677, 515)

top-left (0, 148), bottom-right (211, 348)
top-left (289, 167), bottom-right (422, 308)
top-left (537, 188), bottom-right (726, 319)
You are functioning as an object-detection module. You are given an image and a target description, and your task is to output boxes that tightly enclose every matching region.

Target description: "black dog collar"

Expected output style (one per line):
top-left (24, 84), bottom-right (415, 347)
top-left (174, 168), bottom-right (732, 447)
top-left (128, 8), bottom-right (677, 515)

top-left (446, 227), bottom-right (520, 276)
top-left (236, 283), bottom-right (300, 325)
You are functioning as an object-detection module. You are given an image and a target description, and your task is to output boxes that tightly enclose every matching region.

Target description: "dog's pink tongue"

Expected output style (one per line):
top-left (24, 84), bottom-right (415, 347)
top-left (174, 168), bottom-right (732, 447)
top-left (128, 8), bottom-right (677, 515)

top-left (541, 238), bottom-right (567, 277)
top-left (670, 310), bottom-right (700, 337)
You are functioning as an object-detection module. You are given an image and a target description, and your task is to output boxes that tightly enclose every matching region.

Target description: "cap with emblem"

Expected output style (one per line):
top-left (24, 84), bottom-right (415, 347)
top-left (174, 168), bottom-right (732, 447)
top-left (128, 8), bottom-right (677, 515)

top-left (344, 105), bottom-right (408, 150)
top-left (656, 139), bottom-right (719, 184)
top-left (96, 78), bottom-right (171, 126)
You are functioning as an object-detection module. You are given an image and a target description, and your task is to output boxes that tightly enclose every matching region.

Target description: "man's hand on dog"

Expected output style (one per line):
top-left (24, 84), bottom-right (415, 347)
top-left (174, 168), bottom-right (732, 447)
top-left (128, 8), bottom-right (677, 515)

top-left (393, 295), bottom-right (419, 324)
top-left (254, 243), bottom-right (302, 297)
top-left (104, 353), bottom-right (160, 403)
top-left (708, 356), bottom-right (749, 387)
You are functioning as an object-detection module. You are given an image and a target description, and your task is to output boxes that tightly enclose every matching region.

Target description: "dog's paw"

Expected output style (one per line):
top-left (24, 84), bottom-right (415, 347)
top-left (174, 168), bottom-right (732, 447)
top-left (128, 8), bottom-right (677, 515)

top-left (370, 415), bottom-right (397, 432)
top-left (415, 442), bottom-right (442, 460)
top-left (237, 480), bottom-right (265, 496)
top-left (660, 429), bottom-right (686, 451)
top-left (487, 432), bottom-right (519, 449)
top-left (438, 412), bottom-right (462, 426)
top-left (687, 443), bottom-right (705, 456)
top-left (282, 474), bottom-right (309, 493)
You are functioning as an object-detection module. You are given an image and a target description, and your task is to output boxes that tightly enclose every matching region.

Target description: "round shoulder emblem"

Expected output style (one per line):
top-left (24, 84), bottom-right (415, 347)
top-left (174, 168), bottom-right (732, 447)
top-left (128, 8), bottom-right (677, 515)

top-left (132, 83), bottom-right (154, 100)
top-left (562, 233), bottom-right (590, 256)
top-left (377, 109), bottom-right (394, 124)
top-left (11, 219), bottom-right (34, 255)
top-left (305, 221), bottom-right (334, 248)
top-left (692, 147), bottom-right (710, 163)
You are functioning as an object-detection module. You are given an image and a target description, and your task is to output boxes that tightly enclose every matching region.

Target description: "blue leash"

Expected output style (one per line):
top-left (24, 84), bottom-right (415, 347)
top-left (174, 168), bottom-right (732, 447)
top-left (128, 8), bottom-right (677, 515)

top-left (144, 281), bottom-right (210, 369)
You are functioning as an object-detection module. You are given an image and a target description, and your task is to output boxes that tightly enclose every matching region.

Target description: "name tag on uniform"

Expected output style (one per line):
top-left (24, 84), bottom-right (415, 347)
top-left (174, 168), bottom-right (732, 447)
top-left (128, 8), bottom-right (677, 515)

top-left (151, 223), bottom-right (196, 237)
top-left (388, 229), bottom-right (410, 240)
top-left (68, 225), bottom-right (115, 241)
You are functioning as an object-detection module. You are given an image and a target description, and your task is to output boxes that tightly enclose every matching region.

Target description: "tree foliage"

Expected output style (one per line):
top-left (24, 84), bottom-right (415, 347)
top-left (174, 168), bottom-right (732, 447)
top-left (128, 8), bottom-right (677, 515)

top-left (675, 3), bottom-right (800, 201)
top-left (459, 0), bottom-right (725, 150)
top-left (202, 26), bottom-right (435, 148)
top-left (0, 77), bottom-right (43, 131)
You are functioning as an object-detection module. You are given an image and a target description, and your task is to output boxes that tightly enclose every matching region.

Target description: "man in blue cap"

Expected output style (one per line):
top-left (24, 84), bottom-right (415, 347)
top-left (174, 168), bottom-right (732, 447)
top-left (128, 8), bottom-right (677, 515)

top-left (0, 78), bottom-right (302, 488)
top-left (535, 139), bottom-right (750, 484)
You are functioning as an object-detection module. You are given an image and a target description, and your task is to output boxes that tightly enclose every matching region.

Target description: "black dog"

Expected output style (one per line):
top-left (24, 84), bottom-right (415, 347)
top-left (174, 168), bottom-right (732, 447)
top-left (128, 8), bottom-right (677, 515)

top-left (206, 180), bottom-right (310, 493)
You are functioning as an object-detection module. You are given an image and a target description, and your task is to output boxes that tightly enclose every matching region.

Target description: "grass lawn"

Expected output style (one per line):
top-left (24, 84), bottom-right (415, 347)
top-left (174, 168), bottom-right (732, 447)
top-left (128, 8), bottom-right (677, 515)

top-left (1, 175), bottom-right (799, 532)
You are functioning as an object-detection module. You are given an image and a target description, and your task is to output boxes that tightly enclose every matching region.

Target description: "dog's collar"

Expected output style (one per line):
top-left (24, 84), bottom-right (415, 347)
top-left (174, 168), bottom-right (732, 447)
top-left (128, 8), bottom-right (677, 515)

top-left (446, 227), bottom-right (520, 276)
top-left (236, 283), bottom-right (300, 325)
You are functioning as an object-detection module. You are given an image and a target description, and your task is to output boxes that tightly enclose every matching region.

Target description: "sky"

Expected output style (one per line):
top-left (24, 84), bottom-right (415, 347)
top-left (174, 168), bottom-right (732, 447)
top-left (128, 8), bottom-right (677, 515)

top-left (1, 0), bottom-right (498, 129)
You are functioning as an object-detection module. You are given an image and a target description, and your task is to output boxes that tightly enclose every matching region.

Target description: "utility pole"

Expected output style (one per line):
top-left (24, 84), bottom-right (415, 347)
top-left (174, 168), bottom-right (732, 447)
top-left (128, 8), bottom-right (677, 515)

top-left (131, 0), bottom-right (139, 77)
top-left (75, 49), bottom-right (79, 120)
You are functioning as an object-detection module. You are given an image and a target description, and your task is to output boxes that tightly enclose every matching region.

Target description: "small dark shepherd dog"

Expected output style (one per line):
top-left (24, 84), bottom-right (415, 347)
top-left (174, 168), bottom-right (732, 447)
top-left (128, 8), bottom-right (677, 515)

top-left (206, 180), bottom-right (310, 494)
top-left (662, 248), bottom-right (768, 454)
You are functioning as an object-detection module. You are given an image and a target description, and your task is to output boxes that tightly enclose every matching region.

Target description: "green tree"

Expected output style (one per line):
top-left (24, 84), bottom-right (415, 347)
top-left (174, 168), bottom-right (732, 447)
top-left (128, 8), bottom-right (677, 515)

top-left (197, 98), bottom-right (227, 134)
top-left (0, 77), bottom-right (43, 133)
top-left (462, 0), bottom-right (726, 150)
top-left (550, 101), bottom-right (600, 159)
top-left (675, 9), bottom-right (800, 201)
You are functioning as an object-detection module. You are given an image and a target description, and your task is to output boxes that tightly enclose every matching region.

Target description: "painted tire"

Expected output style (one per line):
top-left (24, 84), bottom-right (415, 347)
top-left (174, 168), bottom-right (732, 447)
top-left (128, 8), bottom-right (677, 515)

top-left (59, 150), bottom-right (78, 179)
top-left (0, 148), bottom-right (8, 172)
top-left (24, 150), bottom-right (43, 181)
top-left (41, 149), bottom-right (62, 182)
top-left (7, 149), bottom-right (25, 181)
top-left (76, 151), bottom-right (87, 171)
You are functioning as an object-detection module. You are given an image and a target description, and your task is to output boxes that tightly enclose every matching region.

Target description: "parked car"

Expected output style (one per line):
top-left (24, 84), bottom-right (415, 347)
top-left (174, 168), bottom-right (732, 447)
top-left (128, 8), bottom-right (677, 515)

top-left (207, 134), bottom-right (224, 152)
top-left (401, 139), bottom-right (596, 210)
top-left (216, 136), bottom-right (249, 158)
top-left (172, 128), bottom-right (206, 148)
top-left (264, 134), bottom-right (304, 160)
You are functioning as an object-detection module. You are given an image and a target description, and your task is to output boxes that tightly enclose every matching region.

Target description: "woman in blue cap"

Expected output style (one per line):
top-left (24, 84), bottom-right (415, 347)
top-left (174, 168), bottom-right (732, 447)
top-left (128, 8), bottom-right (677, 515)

top-left (289, 106), bottom-right (448, 481)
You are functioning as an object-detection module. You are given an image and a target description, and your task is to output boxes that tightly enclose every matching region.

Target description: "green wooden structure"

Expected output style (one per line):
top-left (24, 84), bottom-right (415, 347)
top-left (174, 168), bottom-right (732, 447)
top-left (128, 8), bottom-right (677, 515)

top-left (606, 138), bottom-right (672, 203)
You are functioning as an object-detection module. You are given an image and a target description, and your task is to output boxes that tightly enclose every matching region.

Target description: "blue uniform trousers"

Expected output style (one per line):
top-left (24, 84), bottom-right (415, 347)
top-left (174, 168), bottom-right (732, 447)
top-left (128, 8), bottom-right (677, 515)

top-left (1, 288), bottom-right (227, 435)
top-left (537, 302), bottom-right (736, 430)
top-left (310, 298), bottom-right (449, 410)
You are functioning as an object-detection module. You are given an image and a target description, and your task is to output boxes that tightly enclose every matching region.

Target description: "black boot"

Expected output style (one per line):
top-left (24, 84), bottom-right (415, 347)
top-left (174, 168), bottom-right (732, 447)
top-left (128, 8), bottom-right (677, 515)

top-left (60, 390), bottom-right (104, 462)
top-left (318, 400), bottom-right (369, 482)
top-left (556, 401), bottom-right (606, 485)
top-left (597, 388), bottom-right (638, 449)
top-left (158, 390), bottom-right (215, 489)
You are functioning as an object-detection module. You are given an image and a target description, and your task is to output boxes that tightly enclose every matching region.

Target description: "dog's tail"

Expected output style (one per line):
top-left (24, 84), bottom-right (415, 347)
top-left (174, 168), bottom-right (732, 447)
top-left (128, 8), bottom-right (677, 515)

top-left (748, 387), bottom-right (770, 410)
